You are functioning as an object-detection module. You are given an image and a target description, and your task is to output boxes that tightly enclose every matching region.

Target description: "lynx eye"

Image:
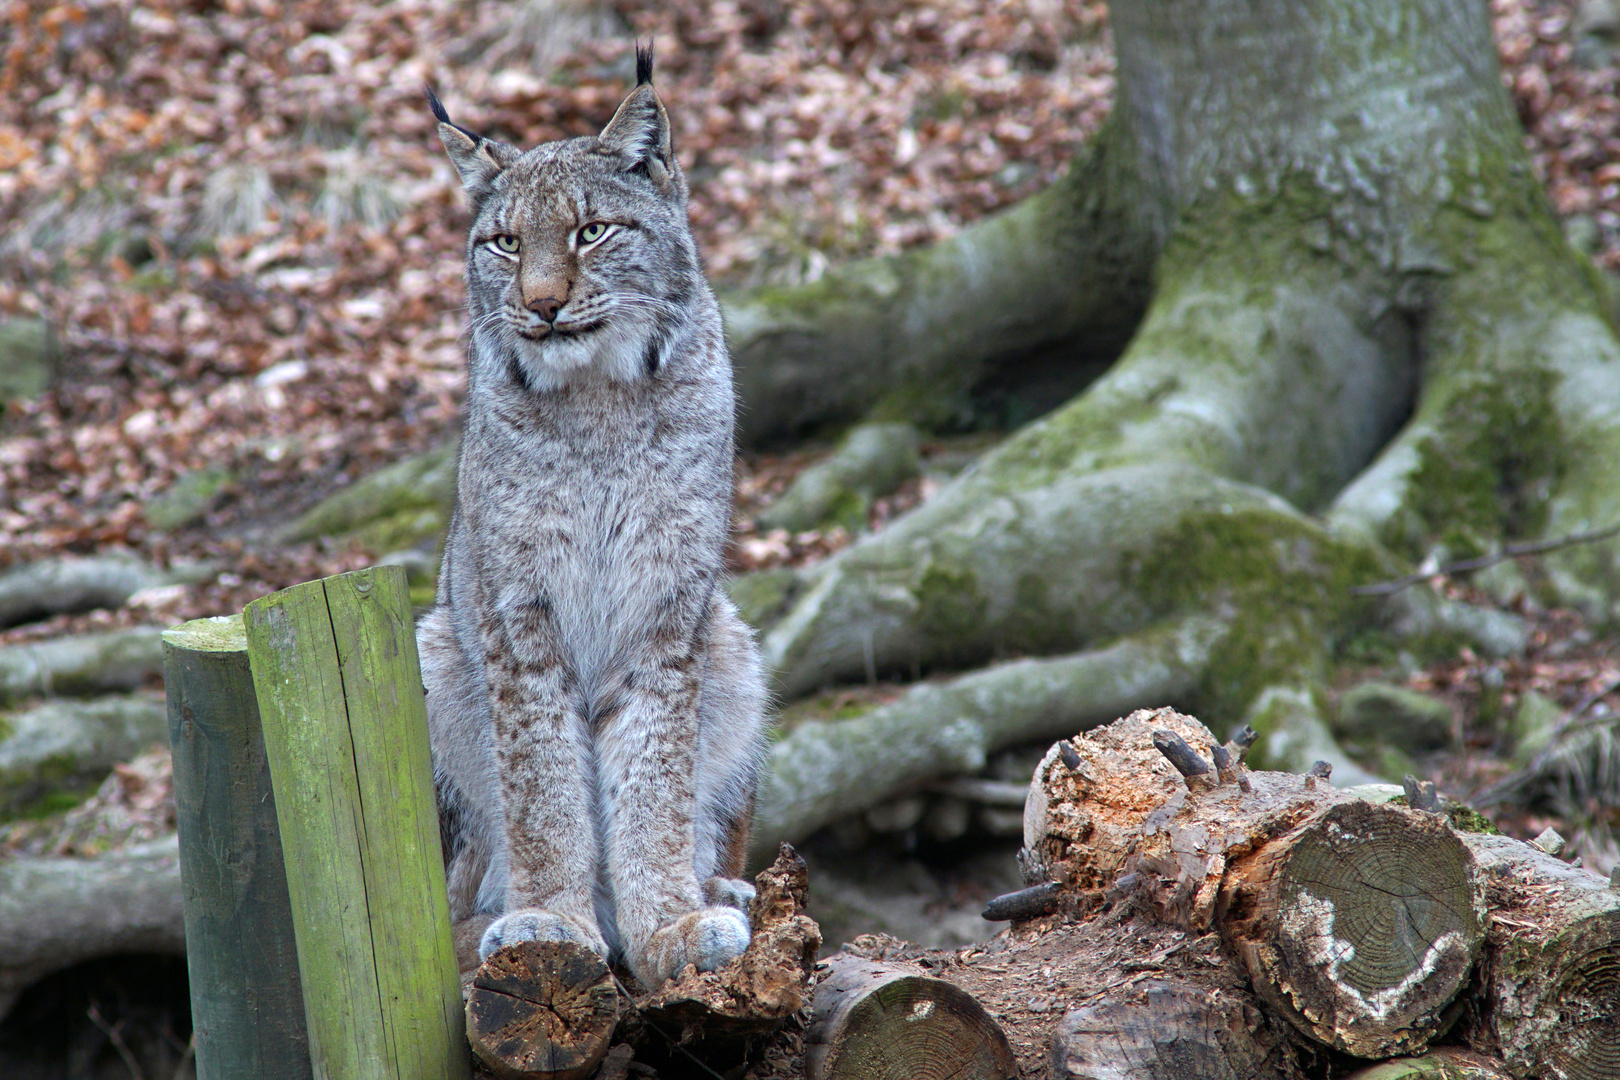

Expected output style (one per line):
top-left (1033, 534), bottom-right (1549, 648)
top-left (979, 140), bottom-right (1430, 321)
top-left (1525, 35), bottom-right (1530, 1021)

top-left (490, 234), bottom-right (520, 255)
top-left (578, 222), bottom-right (609, 245)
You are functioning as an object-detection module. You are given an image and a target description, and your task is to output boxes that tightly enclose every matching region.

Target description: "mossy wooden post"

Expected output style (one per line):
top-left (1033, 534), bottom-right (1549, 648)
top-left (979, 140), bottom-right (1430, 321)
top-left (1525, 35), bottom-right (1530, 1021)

top-left (244, 566), bottom-right (469, 1080)
top-left (164, 614), bottom-right (313, 1079)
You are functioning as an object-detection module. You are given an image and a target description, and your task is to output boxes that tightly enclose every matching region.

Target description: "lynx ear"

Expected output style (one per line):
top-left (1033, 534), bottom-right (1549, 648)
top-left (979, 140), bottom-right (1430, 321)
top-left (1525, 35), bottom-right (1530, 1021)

top-left (598, 45), bottom-right (677, 193)
top-left (425, 88), bottom-right (518, 205)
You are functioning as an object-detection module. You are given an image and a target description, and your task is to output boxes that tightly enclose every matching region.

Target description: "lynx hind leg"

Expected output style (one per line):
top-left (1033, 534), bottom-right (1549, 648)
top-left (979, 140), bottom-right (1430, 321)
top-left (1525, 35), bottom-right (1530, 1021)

top-left (692, 597), bottom-right (770, 884)
top-left (636, 906), bottom-right (752, 987)
top-left (480, 908), bottom-right (609, 963)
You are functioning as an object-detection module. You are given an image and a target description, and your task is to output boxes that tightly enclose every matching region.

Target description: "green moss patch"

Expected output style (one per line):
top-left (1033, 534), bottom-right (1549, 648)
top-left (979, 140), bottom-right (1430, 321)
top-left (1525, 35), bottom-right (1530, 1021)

top-left (1124, 506), bottom-right (1384, 719)
top-left (1399, 366), bottom-right (1566, 560)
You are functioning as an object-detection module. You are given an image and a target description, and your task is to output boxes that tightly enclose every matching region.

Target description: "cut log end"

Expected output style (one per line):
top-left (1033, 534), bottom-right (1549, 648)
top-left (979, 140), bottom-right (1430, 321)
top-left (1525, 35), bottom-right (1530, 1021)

top-left (1227, 800), bottom-right (1483, 1057)
top-left (1536, 921), bottom-right (1620, 1080)
top-left (806, 954), bottom-right (1017, 1080)
top-left (465, 941), bottom-right (621, 1080)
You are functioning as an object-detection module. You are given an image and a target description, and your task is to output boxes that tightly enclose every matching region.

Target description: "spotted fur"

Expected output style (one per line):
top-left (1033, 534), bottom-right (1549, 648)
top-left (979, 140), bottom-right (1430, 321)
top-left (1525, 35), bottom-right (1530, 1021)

top-left (419, 54), bottom-right (768, 990)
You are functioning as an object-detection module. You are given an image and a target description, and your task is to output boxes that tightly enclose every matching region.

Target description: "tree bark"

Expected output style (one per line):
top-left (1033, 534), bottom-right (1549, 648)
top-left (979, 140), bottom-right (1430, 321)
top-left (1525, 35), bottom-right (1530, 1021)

top-left (0, 627), bottom-right (166, 705)
top-left (0, 553), bottom-right (211, 629)
top-left (804, 954), bottom-right (1018, 1080)
top-left (722, 122), bottom-right (1156, 445)
top-left (0, 693), bottom-right (167, 816)
top-left (1051, 978), bottom-right (1287, 1080)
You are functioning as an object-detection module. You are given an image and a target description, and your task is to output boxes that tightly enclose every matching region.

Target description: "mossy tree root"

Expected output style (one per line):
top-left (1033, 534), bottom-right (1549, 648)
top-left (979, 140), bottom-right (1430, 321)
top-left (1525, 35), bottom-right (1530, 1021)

top-left (722, 122), bottom-right (1157, 446)
top-left (753, 618), bottom-right (1219, 856)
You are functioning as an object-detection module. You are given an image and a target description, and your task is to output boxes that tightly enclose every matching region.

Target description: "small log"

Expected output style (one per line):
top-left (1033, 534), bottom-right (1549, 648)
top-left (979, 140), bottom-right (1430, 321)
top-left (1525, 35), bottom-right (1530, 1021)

top-left (1022, 708), bottom-right (1484, 1057)
top-left (633, 845), bottom-right (821, 1059)
top-left (466, 941), bottom-right (620, 1080)
top-left (805, 953), bottom-right (1018, 1080)
top-left (1458, 831), bottom-right (1620, 1080)
top-left (164, 614), bottom-right (310, 1077)
top-left (1052, 978), bottom-right (1287, 1080)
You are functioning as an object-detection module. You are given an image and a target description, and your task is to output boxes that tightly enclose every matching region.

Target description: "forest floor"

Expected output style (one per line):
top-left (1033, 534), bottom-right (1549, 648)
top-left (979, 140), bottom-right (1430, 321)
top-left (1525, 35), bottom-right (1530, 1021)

top-left (3, 0), bottom-right (1620, 1072)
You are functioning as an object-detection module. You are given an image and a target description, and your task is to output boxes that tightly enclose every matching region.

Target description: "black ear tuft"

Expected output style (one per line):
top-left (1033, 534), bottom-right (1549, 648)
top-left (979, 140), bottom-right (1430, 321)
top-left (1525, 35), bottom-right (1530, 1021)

top-left (635, 42), bottom-right (654, 87)
top-left (424, 85), bottom-right (451, 125)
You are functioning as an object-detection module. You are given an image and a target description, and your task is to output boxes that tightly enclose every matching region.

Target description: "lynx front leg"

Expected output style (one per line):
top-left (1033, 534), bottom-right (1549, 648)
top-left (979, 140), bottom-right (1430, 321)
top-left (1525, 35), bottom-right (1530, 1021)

top-left (478, 635), bottom-right (607, 963)
top-left (598, 656), bottom-right (750, 989)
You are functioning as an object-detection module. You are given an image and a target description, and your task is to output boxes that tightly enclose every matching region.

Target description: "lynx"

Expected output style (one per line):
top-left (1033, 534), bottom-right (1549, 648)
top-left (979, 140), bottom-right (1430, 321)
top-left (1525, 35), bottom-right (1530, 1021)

top-left (417, 48), bottom-right (769, 990)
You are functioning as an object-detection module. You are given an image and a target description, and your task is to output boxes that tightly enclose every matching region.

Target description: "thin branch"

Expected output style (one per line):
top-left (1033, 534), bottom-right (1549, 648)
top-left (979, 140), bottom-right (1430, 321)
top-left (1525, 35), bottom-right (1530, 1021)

top-left (1475, 671), bottom-right (1620, 807)
top-left (87, 1000), bottom-right (146, 1080)
top-left (1350, 523), bottom-right (1620, 597)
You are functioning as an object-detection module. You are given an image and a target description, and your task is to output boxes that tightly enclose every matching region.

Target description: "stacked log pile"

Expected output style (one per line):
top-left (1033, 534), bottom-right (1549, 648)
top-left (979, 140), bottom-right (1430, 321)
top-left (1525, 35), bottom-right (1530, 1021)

top-left (460, 708), bottom-right (1618, 1079)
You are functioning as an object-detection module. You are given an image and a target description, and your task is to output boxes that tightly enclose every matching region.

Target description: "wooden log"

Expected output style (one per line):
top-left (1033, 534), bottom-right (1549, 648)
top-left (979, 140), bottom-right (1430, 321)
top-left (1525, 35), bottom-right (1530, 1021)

top-left (1022, 708), bottom-right (1484, 1058)
top-left (465, 941), bottom-right (620, 1080)
top-left (163, 614), bottom-right (311, 1079)
top-left (245, 566), bottom-right (469, 1080)
top-left (805, 953), bottom-right (1019, 1080)
top-left (633, 845), bottom-right (821, 1059)
top-left (1217, 798), bottom-right (1482, 1058)
top-left (1458, 831), bottom-right (1620, 1080)
top-left (1051, 977), bottom-right (1288, 1080)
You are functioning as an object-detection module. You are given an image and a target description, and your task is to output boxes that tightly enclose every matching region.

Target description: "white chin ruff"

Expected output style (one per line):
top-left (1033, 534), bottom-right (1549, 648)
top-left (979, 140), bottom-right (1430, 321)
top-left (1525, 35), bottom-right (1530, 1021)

top-left (517, 320), bottom-right (653, 390)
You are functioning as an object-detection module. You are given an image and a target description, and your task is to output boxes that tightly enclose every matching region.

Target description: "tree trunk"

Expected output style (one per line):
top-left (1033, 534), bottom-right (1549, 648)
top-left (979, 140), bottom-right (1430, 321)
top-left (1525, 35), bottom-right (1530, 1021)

top-left (747, 0), bottom-right (1620, 775)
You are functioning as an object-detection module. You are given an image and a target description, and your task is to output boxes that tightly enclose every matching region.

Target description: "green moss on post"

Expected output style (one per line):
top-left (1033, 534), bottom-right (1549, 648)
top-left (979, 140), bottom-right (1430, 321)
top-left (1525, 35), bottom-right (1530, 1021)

top-left (245, 566), bottom-right (469, 1080)
top-left (164, 614), bottom-right (312, 1080)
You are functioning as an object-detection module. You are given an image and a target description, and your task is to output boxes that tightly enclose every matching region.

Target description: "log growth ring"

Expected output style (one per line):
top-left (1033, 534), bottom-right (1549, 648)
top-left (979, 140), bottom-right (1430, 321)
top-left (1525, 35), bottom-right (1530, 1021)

top-left (813, 973), bottom-right (1016, 1080)
top-left (1273, 802), bottom-right (1482, 1056)
top-left (1544, 914), bottom-right (1620, 1080)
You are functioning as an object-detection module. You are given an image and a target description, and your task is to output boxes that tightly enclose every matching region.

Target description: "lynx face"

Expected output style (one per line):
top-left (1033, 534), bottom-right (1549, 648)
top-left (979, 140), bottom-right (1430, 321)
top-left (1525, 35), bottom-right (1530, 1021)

top-left (430, 61), bottom-right (702, 390)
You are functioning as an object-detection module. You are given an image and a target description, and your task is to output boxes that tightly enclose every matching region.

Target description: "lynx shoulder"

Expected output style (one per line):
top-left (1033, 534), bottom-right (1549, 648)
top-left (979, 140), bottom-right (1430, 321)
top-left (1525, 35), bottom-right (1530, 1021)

top-left (418, 47), bottom-right (769, 990)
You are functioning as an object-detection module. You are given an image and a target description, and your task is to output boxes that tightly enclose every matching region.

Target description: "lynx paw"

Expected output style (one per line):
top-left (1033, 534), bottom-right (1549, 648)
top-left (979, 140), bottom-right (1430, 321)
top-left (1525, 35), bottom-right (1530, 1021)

top-left (701, 875), bottom-right (757, 913)
top-left (637, 906), bottom-right (751, 987)
top-left (478, 908), bottom-right (607, 963)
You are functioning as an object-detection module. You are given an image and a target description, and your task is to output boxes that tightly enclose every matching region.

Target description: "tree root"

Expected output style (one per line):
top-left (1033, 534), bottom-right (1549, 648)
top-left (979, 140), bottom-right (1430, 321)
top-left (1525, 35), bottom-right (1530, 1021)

top-left (0, 627), bottom-right (167, 706)
top-left (0, 836), bottom-right (185, 1019)
top-left (753, 618), bottom-right (1218, 854)
top-left (0, 554), bottom-right (212, 629)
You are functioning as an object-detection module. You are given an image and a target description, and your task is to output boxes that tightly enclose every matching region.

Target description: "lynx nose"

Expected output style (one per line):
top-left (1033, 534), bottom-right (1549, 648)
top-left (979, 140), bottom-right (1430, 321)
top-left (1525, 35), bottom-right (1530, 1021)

top-left (528, 297), bottom-right (563, 323)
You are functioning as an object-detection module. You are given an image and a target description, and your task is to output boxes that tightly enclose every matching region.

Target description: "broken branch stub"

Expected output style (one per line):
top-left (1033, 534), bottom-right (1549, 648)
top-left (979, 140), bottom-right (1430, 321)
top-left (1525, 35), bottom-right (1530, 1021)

top-left (633, 845), bottom-right (821, 1061)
